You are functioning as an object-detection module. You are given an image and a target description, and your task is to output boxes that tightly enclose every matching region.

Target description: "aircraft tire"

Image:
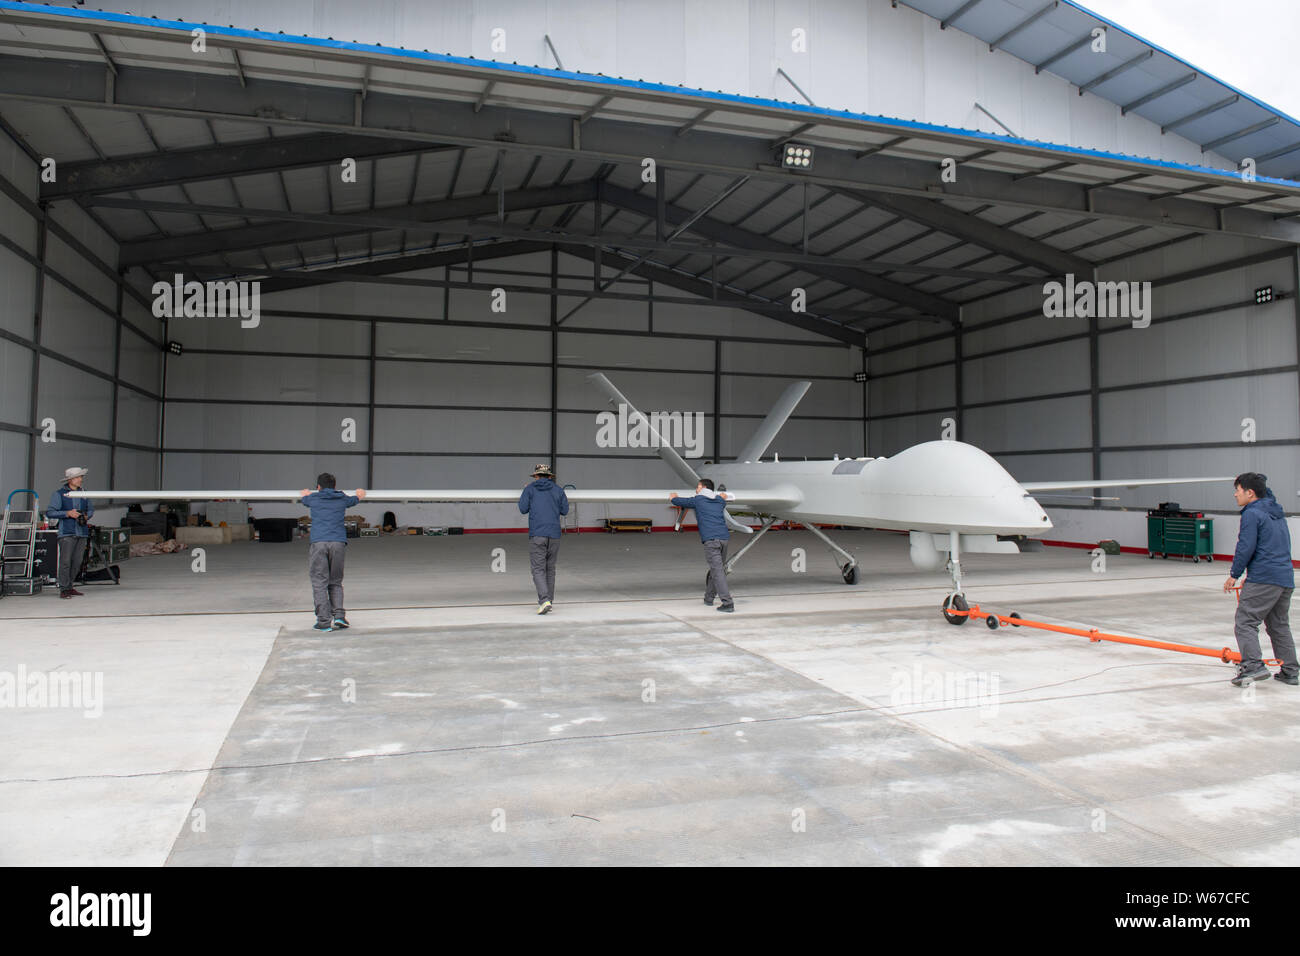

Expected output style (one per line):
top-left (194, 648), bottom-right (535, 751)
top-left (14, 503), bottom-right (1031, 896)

top-left (842, 563), bottom-right (858, 585)
top-left (941, 594), bottom-right (969, 626)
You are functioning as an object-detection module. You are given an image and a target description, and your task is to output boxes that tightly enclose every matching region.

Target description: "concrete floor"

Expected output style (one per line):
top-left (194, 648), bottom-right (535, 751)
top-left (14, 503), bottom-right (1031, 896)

top-left (1, 529), bottom-right (1296, 866)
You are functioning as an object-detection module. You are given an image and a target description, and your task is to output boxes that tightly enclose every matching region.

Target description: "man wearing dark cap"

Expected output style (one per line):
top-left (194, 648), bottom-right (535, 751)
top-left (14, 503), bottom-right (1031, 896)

top-left (518, 463), bottom-right (569, 614)
top-left (1224, 472), bottom-right (1296, 687)
top-left (47, 466), bottom-right (94, 599)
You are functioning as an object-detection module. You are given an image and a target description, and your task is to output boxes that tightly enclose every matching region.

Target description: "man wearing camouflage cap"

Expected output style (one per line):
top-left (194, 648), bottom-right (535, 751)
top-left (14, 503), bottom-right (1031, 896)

top-left (518, 463), bottom-right (569, 614)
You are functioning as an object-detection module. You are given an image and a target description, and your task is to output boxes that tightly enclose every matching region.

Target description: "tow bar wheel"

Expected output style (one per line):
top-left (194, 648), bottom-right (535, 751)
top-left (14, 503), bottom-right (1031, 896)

top-left (941, 593), bottom-right (969, 625)
top-left (985, 614), bottom-right (999, 630)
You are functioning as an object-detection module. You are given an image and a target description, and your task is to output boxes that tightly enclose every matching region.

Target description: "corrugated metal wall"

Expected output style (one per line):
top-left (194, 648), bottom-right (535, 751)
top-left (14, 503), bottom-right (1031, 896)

top-left (0, 134), bottom-right (162, 507)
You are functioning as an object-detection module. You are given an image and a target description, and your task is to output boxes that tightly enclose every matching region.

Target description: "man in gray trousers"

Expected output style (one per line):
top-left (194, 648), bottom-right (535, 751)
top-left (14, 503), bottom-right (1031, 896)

top-left (299, 473), bottom-right (366, 631)
top-left (47, 466), bottom-right (94, 599)
top-left (1224, 472), bottom-right (1296, 686)
top-left (671, 479), bottom-right (737, 612)
top-left (518, 463), bottom-right (568, 614)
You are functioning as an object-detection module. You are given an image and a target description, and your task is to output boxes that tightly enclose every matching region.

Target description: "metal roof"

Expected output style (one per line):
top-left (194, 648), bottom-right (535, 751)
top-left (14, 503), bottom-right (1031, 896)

top-left (900, 0), bottom-right (1300, 182)
top-left (0, 0), bottom-right (1297, 348)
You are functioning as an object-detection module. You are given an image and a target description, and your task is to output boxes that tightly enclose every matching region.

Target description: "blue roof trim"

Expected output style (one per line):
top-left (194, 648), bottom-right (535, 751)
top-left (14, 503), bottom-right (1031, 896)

top-left (2, 0), bottom-right (1297, 188)
top-left (1062, 0), bottom-right (1300, 132)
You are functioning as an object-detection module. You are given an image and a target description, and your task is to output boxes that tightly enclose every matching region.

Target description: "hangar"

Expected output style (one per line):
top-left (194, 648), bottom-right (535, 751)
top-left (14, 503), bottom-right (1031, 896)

top-left (0, 0), bottom-right (1297, 868)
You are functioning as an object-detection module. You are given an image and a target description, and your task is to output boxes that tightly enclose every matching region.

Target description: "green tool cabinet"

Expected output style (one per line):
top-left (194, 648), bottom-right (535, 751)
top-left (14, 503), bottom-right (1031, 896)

top-left (1147, 515), bottom-right (1213, 563)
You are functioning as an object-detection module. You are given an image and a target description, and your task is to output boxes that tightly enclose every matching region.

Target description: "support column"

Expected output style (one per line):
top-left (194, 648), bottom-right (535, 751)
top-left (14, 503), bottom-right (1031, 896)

top-left (109, 270), bottom-right (124, 487)
top-left (550, 245), bottom-right (559, 467)
top-left (366, 319), bottom-right (376, 487)
top-left (713, 338), bottom-right (721, 461)
top-left (1089, 311), bottom-right (1101, 508)
top-left (25, 203), bottom-right (48, 490)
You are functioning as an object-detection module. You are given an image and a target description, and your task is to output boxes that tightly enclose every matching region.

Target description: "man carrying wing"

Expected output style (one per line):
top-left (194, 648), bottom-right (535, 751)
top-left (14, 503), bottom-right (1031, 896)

top-left (671, 478), bottom-right (737, 612)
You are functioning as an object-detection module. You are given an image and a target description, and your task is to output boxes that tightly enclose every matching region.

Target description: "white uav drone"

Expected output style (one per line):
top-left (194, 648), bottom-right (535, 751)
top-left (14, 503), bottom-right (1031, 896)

top-left (80, 373), bottom-right (1228, 623)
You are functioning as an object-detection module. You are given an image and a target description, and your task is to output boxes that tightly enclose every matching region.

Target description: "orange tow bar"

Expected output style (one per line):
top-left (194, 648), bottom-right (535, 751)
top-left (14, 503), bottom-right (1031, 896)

top-left (946, 599), bottom-right (1283, 666)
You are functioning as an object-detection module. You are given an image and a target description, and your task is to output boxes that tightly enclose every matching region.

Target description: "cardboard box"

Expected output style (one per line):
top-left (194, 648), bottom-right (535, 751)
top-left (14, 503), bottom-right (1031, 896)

top-left (132, 533), bottom-right (163, 545)
top-left (187, 515), bottom-right (199, 526)
top-left (175, 526), bottom-right (228, 546)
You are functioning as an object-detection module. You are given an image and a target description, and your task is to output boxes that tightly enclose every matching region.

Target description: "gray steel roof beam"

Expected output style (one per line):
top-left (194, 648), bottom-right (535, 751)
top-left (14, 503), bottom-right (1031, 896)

top-left (45, 132), bottom-right (450, 199)
top-left (115, 181), bottom-right (598, 266)
top-left (839, 188), bottom-right (1093, 276)
top-left (1120, 72), bottom-right (1196, 115)
top-left (1201, 117), bottom-right (1280, 153)
top-left (601, 182), bottom-right (960, 319)
top-left (989, 2), bottom-right (1058, 52)
top-left (941, 0), bottom-right (984, 30)
top-left (1034, 33), bottom-right (1094, 74)
top-left (1078, 49), bottom-right (1153, 96)
top-left (1162, 95), bottom-right (1238, 134)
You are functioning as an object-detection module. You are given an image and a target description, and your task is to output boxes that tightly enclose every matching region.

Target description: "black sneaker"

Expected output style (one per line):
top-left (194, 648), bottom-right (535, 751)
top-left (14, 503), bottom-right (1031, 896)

top-left (1275, 672), bottom-right (1299, 686)
top-left (1231, 664), bottom-right (1271, 687)
top-left (717, 603), bottom-right (735, 613)
top-left (332, 617), bottom-right (349, 629)
top-left (704, 596), bottom-right (714, 606)
top-left (313, 622), bottom-right (334, 631)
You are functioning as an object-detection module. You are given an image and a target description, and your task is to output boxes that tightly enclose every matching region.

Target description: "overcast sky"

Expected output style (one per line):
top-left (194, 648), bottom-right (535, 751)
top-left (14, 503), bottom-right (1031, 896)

top-left (1079, 0), bottom-right (1300, 118)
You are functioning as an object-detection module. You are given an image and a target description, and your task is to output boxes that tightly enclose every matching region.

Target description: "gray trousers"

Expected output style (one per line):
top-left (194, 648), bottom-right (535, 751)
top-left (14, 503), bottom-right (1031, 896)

top-left (530, 536), bottom-right (560, 604)
top-left (309, 540), bottom-right (346, 624)
top-left (703, 538), bottom-right (732, 605)
top-left (1235, 580), bottom-right (1296, 675)
top-left (57, 535), bottom-right (87, 590)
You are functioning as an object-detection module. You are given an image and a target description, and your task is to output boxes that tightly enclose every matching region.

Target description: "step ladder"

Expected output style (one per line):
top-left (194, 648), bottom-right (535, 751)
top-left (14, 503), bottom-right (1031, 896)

top-left (2, 489), bottom-right (43, 596)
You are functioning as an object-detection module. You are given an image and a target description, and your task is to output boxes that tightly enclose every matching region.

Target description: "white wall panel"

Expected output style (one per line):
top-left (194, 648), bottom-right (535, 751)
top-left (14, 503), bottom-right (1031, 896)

top-left (163, 452), bottom-right (365, 491)
top-left (724, 340), bottom-right (851, 377)
top-left (118, 327), bottom-right (162, 394)
top-left (164, 354), bottom-right (369, 404)
top-left (112, 448), bottom-right (160, 490)
top-left (0, 338), bottom-right (32, 424)
top-left (1000, 451), bottom-right (1093, 486)
top-left (165, 402), bottom-right (369, 451)
top-left (559, 330), bottom-right (713, 371)
top-left (0, 430), bottom-right (27, 495)
top-left (374, 407), bottom-right (548, 454)
top-left (375, 360), bottom-right (549, 406)
top-left (38, 282), bottom-right (115, 370)
top-left (1100, 374), bottom-right (1300, 447)
top-left (377, 320), bottom-right (548, 362)
top-left (36, 359), bottom-right (113, 441)
top-left (963, 337), bottom-right (1090, 403)
top-left (171, 311), bottom-right (371, 353)
top-left (964, 395), bottom-right (1092, 452)
top-left (0, 246), bottom-right (36, 340)
top-left (869, 365), bottom-right (953, 416)
top-left (44, 236), bottom-right (115, 312)
top-left (115, 390), bottom-right (160, 448)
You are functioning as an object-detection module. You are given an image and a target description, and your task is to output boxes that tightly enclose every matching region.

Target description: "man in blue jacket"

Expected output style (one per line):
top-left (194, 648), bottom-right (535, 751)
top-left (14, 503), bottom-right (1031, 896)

top-left (1224, 472), bottom-right (1295, 686)
top-left (519, 463), bottom-right (568, 614)
top-left (47, 466), bottom-right (94, 599)
top-left (671, 479), bottom-right (737, 612)
top-left (298, 473), bottom-right (366, 631)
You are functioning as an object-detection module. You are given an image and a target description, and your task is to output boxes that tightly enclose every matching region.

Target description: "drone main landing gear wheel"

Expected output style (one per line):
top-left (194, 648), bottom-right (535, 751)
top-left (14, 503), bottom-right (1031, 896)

top-left (841, 562), bottom-right (858, 585)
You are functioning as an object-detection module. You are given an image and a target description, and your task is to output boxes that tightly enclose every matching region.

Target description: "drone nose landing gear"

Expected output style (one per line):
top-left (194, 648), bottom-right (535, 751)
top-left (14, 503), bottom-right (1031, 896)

top-left (941, 529), bottom-right (968, 625)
